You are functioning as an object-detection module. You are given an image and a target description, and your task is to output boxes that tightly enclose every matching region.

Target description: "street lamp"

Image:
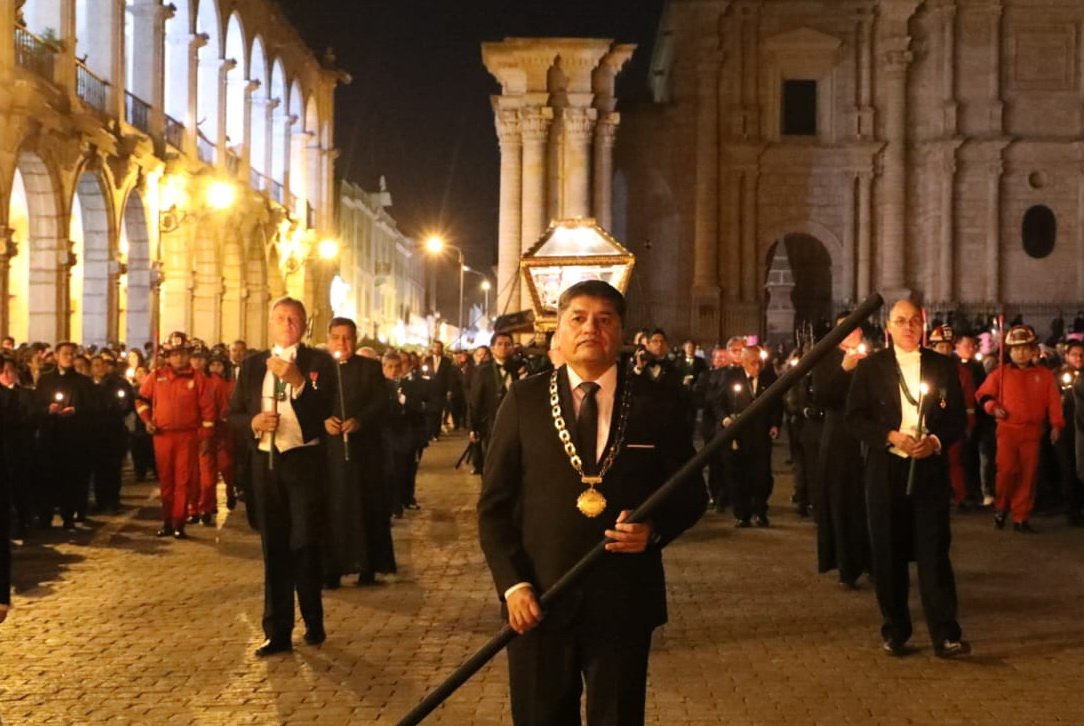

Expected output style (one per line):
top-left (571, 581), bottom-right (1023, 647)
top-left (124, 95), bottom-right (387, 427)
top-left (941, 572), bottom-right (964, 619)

top-left (480, 279), bottom-right (491, 318)
top-left (424, 236), bottom-right (465, 347)
top-left (318, 238), bottom-right (340, 261)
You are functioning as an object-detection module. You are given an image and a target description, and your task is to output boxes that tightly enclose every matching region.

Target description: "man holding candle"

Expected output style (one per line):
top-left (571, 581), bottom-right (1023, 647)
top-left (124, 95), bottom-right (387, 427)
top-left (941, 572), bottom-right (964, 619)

top-left (322, 317), bottom-right (394, 588)
top-left (34, 341), bottom-right (97, 531)
top-left (846, 299), bottom-right (969, 658)
top-left (228, 297), bottom-right (335, 657)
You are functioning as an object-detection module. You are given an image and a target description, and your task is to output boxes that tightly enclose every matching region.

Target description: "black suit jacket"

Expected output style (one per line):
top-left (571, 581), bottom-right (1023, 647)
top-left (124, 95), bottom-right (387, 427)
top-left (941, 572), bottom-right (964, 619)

top-left (228, 345), bottom-right (335, 445)
top-left (477, 364), bottom-right (704, 632)
top-left (467, 360), bottom-right (510, 435)
top-left (715, 366), bottom-right (782, 447)
top-left (845, 348), bottom-right (965, 456)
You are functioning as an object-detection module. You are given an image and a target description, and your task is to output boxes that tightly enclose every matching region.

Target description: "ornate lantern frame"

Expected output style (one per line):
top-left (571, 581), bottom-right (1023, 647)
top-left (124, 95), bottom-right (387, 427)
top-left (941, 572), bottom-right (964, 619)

top-left (519, 218), bottom-right (636, 331)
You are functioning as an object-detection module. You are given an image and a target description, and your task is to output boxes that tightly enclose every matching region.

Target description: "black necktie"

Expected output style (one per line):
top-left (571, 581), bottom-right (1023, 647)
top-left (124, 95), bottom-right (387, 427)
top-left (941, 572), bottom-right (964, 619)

top-left (576, 382), bottom-right (600, 475)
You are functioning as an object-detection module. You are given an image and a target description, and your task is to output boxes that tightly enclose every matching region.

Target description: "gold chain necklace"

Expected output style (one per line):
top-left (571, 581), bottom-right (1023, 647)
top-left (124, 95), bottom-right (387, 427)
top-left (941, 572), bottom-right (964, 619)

top-left (549, 368), bottom-right (633, 518)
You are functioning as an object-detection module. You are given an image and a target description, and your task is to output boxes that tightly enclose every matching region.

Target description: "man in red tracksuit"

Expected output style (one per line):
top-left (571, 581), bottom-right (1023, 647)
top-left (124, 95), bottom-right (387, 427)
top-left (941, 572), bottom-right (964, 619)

top-left (136, 333), bottom-right (217, 538)
top-left (975, 325), bottom-right (1064, 533)
top-left (194, 351), bottom-right (236, 525)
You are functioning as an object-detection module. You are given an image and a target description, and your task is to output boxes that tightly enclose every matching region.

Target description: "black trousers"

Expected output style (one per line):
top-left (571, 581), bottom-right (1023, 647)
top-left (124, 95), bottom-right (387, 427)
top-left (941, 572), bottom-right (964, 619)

top-left (92, 428), bottom-right (128, 509)
top-left (1055, 434), bottom-right (1082, 521)
top-left (252, 448), bottom-right (323, 642)
top-left (728, 438), bottom-right (773, 521)
top-left (866, 454), bottom-right (961, 646)
top-left (507, 619), bottom-right (653, 726)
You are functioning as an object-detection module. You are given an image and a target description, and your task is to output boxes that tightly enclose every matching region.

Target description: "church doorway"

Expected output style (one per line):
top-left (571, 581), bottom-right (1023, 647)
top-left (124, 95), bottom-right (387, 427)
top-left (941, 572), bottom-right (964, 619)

top-left (764, 233), bottom-right (832, 344)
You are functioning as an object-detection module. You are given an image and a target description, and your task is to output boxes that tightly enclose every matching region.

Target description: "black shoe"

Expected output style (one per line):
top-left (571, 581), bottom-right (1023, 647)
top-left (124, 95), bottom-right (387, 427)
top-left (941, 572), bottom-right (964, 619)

top-left (753, 514), bottom-right (771, 528)
top-left (1014, 521), bottom-right (1037, 534)
top-left (186, 514), bottom-right (200, 525)
top-left (934, 639), bottom-right (972, 659)
top-left (839, 579), bottom-right (858, 591)
top-left (226, 492), bottom-right (237, 511)
top-left (796, 504), bottom-right (810, 518)
top-left (200, 513), bottom-right (214, 526)
top-left (254, 639), bottom-right (292, 657)
top-left (172, 528), bottom-right (189, 540)
top-left (357, 572), bottom-right (378, 587)
top-left (734, 519), bottom-right (751, 529)
top-left (993, 511), bottom-right (1007, 530)
top-left (62, 520), bottom-right (77, 532)
top-left (303, 630), bottom-right (326, 646)
top-left (882, 639), bottom-right (909, 657)
top-left (323, 576), bottom-right (341, 590)
top-left (155, 526), bottom-right (174, 538)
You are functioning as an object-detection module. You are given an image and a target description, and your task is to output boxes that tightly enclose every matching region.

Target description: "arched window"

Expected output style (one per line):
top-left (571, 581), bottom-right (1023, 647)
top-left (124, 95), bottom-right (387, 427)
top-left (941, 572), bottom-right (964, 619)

top-left (224, 13), bottom-right (246, 156)
top-left (249, 37), bottom-right (269, 179)
top-left (269, 59), bottom-right (287, 191)
top-left (195, 0), bottom-right (222, 162)
top-left (163, 0), bottom-right (192, 140)
top-left (1022, 205), bottom-right (1056, 259)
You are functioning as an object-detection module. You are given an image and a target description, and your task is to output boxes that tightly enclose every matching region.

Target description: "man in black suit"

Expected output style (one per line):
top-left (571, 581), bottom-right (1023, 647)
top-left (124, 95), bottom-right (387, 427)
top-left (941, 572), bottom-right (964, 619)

top-left (478, 280), bottom-right (705, 725)
top-left (468, 331), bottom-right (523, 474)
top-left (716, 346), bottom-right (782, 527)
top-left (228, 297), bottom-right (335, 657)
top-left (695, 345), bottom-right (735, 512)
top-left (423, 340), bottom-right (455, 440)
top-left (846, 298), bottom-right (970, 658)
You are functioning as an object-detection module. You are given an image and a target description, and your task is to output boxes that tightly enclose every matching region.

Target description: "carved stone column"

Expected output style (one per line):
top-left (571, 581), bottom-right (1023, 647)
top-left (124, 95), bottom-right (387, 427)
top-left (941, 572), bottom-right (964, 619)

top-left (494, 107), bottom-right (522, 316)
top-left (0, 228), bottom-right (14, 338)
top-left (591, 112), bottom-right (617, 230)
top-left (856, 170), bottom-right (873, 299)
top-left (520, 105), bottom-right (553, 252)
top-left (984, 157), bottom-right (1002, 302)
top-left (561, 106), bottom-right (596, 219)
top-left (878, 38), bottom-right (913, 298)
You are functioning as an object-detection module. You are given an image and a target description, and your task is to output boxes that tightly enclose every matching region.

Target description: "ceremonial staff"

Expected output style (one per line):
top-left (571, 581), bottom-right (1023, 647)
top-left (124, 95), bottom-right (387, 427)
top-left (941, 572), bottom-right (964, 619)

top-left (333, 351), bottom-right (350, 461)
top-left (395, 293), bottom-right (885, 726)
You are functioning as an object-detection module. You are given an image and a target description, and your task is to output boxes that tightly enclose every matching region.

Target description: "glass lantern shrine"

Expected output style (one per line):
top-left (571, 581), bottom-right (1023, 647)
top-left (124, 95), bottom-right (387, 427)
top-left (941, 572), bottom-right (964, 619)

top-left (520, 218), bottom-right (636, 331)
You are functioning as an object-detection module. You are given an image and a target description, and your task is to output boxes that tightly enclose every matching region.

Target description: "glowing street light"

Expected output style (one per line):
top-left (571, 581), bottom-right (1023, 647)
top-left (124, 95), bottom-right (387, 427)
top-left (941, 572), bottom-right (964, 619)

top-left (425, 235), bottom-right (445, 254)
top-left (318, 238), bottom-right (340, 260)
top-left (424, 235), bottom-right (465, 345)
top-left (205, 179), bottom-right (237, 211)
top-left (480, 279), bottom-right (491, 318)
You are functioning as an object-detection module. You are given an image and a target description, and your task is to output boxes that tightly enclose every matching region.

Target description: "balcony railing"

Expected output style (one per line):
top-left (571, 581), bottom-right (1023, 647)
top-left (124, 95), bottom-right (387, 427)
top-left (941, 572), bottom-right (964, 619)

top-left (250, 168), bottom-right (268, 193)
top-left (271, 180), bottom-right (285, 205)
top-left (125, 91), bottom-right (151, 133)
top-left (196, 130), bottom-right (215, 164)
top-left (75, 62), bottom-right (110, 115)
top-left (14, 26), bottom-right (56, 81)
top-left (164, 114), bottom-right (184, 149)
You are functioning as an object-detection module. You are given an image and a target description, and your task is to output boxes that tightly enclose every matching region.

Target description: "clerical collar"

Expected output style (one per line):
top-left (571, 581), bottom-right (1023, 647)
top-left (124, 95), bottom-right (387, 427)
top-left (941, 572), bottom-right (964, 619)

top-left (566, 362), bottom-right (618, 397)
top-left (894, 345), bottom-right (920, 360)
top-left (271, 343), bottom-right (299, 360)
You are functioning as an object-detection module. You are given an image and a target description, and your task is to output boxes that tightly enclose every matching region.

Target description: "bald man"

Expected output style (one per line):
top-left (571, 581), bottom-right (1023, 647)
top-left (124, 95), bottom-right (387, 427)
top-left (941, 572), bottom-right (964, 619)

top-left (845, 299), bottom-right (970, 659)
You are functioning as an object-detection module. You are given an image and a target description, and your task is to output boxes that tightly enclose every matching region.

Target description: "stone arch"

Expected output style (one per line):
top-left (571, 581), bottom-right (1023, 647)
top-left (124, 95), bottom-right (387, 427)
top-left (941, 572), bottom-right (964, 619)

top-left (304, 94), bottom-right (320, 224)
top-left (288, 80), bottom-right (306, 211)
top-left (269, 59), bottom-right (287, 189)
top-left (121, 188), bottom-right (152, 347)
top-left (196, 0), bottom-right (223, 159)
top-left (5, 150), bottom-right (64, 343)
top-left (249, 36), bottom-right (269, 177)
top-left (224, 12), bottom-right (246, 152)
top-left (164, 0), bottom-right (193, 129)
top-left (69, 170), bottom-right (115, 346)
top-left (762, 233), bottom-right (834, 344)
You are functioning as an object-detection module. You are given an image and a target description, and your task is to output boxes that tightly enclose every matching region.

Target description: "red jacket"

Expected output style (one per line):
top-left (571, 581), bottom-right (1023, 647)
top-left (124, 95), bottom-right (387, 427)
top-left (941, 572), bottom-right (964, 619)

top-left (205, 373), bottom-right (234, 422)
top-left (136, 366), bottom-right (217, 437)
top-left (975, 363), bottom-right (1064, 430)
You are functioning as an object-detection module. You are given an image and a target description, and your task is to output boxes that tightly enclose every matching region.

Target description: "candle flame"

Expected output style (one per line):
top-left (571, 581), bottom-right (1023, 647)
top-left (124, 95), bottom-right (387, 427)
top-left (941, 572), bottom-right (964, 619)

top-left (733, 384), bottom-right (742, 392)
top-left (857, 343), bottom-right (867, 355)
top-left (789, 358), bottom-right (799, 367)
top-left (117, 389), bottom-right (126, 398)
top-left (333, 350), bottom-right (341, 360)
top-left (1063, 372), bottom-right (1073, 384)
top-left (54, 392), bottom-right (64, 402)
top-left (919, 382), bottom-right (929, 395)
top-left (975, 352), bottom-right (984, 362)
top-left (126, 366), bottom-right (136, 379)
top-left (758, 350), bottom-right (768, 361)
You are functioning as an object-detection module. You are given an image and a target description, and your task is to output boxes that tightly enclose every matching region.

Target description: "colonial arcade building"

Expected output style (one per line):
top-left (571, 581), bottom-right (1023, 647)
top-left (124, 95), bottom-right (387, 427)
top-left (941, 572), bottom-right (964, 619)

top-left (1, 0), bottom-right (343, 349)
top-left (615, 0), bottom-right (1084, 343)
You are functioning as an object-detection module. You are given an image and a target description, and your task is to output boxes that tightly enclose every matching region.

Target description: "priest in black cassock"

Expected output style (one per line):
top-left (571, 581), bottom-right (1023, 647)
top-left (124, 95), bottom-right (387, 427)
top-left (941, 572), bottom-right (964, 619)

top-left (323, 318), bottom-right (395, 588)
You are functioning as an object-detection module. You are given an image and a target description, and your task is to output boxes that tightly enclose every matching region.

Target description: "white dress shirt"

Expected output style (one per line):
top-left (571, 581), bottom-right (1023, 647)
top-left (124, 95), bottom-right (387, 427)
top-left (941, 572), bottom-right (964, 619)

top-left (892, 346), bottom-right (922, 458)
top-left (258, 344), bottom-right (317, 453)
top-left (566, 362), bottom-right (618, 464)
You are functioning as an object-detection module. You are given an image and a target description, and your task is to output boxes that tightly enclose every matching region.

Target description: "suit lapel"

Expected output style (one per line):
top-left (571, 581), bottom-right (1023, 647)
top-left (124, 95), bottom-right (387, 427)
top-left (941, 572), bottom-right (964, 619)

top-left (884, 348), bottom-right (902, 422)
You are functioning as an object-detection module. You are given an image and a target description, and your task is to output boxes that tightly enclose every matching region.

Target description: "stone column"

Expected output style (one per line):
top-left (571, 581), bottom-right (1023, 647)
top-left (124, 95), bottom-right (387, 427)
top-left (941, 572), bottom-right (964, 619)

top-left (856, 170), bottom-right (873, 299)
top-left (984, 157), bottom-right (1002, 301)
top-left (693, 52), bottom-right (720, 293)
top-left (519, 105), bottom-right (553, 251)
top-left (561, 106), bottom-right (596, 219)
top-left (1, 1), bottom-right (15, 90)
top-left (592, 112), bottom-right (617, 230)
top-left (939, 150), bottom-right (957, 302)
top-left (878, 38), bottom-right (913, 298)
top-left (129, 0), bottom-right (171, 139)
top-left (740, 168), bottom-right (758, 302)
top-left (494, 107), bottom-right (522, 316)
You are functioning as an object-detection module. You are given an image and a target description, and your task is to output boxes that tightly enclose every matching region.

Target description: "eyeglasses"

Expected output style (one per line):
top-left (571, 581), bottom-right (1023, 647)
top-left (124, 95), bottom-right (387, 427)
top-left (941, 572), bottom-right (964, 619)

top-left (890, 317), bottom-right (924, 328)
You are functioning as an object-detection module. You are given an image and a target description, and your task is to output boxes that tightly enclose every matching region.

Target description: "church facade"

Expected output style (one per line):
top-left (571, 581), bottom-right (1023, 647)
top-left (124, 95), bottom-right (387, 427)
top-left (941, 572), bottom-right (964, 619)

top-left (615, 0), bottom-right (1084, 342)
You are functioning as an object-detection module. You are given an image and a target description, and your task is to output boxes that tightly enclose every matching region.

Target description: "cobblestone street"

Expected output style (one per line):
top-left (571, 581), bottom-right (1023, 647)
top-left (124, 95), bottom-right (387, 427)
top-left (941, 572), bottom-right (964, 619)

top-left (3, 431), bottom-right (1084, 725)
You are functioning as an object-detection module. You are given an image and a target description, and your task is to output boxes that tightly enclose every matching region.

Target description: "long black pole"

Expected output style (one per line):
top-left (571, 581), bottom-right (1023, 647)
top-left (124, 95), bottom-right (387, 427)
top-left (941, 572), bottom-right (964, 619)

top-left (396, 293), bottom-right (885, 726)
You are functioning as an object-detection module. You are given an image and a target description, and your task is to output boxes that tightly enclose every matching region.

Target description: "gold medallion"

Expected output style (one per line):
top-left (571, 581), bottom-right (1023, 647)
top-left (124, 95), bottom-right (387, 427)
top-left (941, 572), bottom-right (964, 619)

top-left (576, 485), bottom-right (608, 518)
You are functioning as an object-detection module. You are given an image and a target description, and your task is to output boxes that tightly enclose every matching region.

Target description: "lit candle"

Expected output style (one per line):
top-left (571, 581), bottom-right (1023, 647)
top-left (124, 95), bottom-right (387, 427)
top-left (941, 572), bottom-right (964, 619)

top-left (116, 389), bottom-right (126, 399)
top-left (1063, 372), bottom-right (1073, 386)
top-left (268, 346), bottom-right (283, 471)
top-left (857, 343), bottom-right (867, 356)
top-left (907, 382), bottom-right (931, 496)
top-left (758, 349), bottom-right (768, 361)
top-left (126, 366), bottom-right (136, 381)
top-left (332, 350), bottom-right (350, 461)
top-left (975, 352), bottom-right (984, 362)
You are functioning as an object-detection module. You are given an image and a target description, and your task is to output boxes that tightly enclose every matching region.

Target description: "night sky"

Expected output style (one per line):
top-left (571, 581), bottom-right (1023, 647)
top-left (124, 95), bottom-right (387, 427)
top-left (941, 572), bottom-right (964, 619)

top-left (276, 0), bottom-right (664, 314)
